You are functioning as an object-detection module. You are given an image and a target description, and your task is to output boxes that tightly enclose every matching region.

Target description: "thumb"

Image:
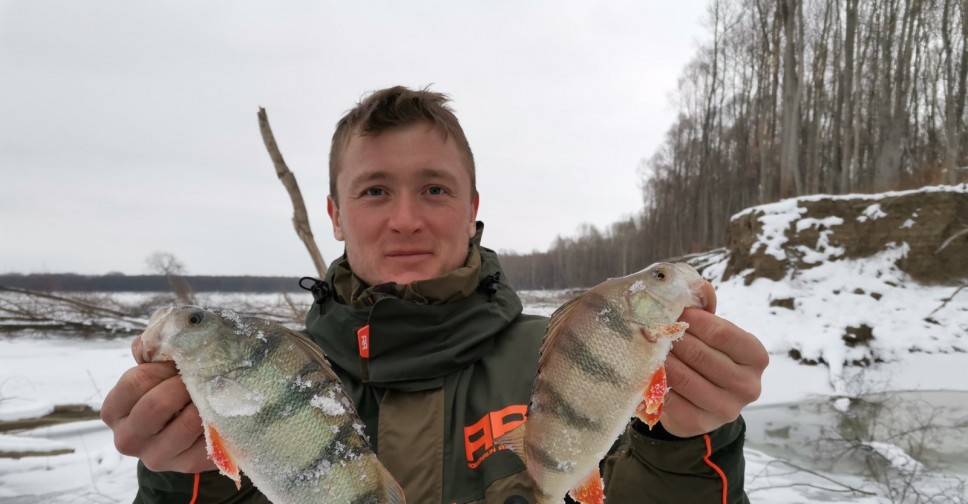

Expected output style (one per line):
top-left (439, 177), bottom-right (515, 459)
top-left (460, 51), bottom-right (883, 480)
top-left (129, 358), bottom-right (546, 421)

top-left (131, 335), bottom-right (145, 364)
top-left (702, 281), bottom-right (717, 315)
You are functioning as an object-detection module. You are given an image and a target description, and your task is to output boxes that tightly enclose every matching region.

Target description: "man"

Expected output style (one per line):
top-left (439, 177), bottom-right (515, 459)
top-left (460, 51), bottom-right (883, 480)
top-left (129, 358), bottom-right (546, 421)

top-left (102, 86), bottom-right (769, 503)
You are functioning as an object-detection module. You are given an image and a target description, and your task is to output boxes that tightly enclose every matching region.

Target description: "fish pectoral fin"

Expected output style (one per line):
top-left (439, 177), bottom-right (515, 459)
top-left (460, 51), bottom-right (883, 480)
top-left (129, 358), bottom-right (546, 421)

top-left (204, 422), bottom-right (241, 490)
top-left (494, 421), bottom-right (526, 465)
top-left (635, 366), bottom-right (668, 429)
top-left (569, 467), bottom-right (605, 504)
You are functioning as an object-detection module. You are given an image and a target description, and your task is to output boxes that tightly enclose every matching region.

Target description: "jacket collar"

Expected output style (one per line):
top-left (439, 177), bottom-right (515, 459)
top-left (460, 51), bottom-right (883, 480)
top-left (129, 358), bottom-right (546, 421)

top-left (307, 222), bottom-right (523, 391)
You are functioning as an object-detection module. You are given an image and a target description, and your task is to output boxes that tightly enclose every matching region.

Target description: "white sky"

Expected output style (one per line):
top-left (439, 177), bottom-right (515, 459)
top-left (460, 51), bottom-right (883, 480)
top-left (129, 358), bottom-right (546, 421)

top-left (0, 1), bottom-right (711, 276)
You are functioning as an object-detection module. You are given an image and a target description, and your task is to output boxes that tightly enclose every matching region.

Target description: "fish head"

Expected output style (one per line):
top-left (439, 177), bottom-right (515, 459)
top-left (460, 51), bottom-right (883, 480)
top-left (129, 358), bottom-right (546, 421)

top-left (625, 262), bottom-right (707, 324)
top-left (140, 305), bottom-right (223, 364)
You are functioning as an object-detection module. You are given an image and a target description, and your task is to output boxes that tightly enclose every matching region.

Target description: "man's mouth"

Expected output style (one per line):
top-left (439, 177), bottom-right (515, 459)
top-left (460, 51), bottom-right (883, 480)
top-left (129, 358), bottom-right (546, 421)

top-left (386, 250), bottom-right (432, 257)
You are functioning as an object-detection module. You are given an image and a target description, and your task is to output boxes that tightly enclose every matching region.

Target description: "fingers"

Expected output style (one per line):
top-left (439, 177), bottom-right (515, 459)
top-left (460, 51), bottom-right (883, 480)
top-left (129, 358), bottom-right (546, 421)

top-left (101, 363), bottom-right (179, 427)
top-left (123, 371), bottom-right (195, 442)
top-left (701, 281), bottom-right (717, 314)
top-left (131, 336), bottom-right (145, 364)
top-left (101, 362), bottom-right (214, 473)
top-left (141, 403), bottom-right (215, 473)
top-left (678, 309), bottom-right (769, 369)
top-left (659, 390), bottom-right (723, 438)
top-left (658, 309), bottom-right (769, 437)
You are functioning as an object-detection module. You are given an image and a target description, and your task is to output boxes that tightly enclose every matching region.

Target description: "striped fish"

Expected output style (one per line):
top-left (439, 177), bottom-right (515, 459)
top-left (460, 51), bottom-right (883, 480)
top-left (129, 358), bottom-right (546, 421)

top-left (140, 306), bottom-right (405, 504)
top-left (498, 263), bottom-right (707, 504)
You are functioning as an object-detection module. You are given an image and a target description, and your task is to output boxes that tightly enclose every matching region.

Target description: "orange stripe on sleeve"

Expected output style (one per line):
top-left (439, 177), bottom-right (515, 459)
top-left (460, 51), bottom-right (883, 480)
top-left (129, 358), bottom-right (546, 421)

top-left (189, 472), bottom-right (201, 504)
top-left (703, 434), bottom-right (728, 504)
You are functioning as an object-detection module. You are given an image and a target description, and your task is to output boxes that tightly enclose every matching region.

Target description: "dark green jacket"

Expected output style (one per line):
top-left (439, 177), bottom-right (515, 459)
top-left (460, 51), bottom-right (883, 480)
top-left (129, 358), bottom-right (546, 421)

top-left (133, 234), bottom-right (748, 503)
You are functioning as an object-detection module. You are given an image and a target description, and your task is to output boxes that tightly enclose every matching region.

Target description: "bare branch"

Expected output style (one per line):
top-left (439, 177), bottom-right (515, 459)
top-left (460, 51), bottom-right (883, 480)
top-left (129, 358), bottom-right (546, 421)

top-left (258, 107), bottom-right (328, 279)
top-left (935, 224), bottom-right (968, 254)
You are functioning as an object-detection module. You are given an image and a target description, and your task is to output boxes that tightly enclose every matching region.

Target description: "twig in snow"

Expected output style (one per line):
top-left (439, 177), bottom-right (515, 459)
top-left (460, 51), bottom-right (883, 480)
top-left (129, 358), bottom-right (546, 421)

top-left (925, 282), bottom-right (968, 319)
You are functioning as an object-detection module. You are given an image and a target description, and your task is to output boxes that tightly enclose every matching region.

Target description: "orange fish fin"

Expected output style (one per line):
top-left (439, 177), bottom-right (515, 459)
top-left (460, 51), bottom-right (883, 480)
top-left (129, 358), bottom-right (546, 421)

top-left (651, 322), bottom-right (690, 339)
top-left (494, 421), bottom-right (527, 465)
top-left (569, 467), bottom-right (605, 504)
top-left (204, 422), bottom-right (241, 489)
top-left (635, 366), bottom-right (668, 429)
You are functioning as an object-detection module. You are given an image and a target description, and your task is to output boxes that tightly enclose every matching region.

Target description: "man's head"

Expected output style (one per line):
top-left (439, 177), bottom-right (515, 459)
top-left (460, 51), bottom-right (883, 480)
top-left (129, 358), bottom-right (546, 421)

top-left (329, 86), bottom-right (476, 202)
top-left (326, 86), bottom-right (480, 287)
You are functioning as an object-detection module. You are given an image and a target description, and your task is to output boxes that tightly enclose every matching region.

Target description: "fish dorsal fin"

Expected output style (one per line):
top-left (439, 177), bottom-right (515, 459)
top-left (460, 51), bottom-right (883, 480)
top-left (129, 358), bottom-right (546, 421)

top-left (279, 325), bottom-right (377, 448)
top-left (538, 294), bottom-right (586, 369)
top-left (279, 326), bottom-right (345, 387)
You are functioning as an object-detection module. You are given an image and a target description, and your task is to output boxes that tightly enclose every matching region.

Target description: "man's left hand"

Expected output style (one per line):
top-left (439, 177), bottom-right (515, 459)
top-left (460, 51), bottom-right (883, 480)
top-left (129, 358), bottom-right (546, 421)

top-left (659, 282), bottom-right (769, 438)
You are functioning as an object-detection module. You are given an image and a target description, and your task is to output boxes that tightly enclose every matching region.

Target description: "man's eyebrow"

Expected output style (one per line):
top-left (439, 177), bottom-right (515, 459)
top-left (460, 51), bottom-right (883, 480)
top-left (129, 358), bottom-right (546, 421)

top-left (416, 168), bottom-right (460, 183)
top-left (347, 170), bottom-right (393, 187)
top-left (347, 168), bottom-right (460, 187)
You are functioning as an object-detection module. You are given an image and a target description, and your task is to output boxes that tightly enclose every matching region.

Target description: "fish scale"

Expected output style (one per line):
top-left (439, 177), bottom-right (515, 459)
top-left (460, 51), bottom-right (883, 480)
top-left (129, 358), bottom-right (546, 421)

top-left (498, 262), bottom-right (707, 504)
top-left (140, 306), bottom-right (406, 504)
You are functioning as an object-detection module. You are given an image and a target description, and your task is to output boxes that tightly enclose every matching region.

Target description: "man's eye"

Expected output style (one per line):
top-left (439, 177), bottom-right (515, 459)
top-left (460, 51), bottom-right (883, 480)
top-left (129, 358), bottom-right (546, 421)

top-left (427, 186), bottom-right (446, 195)
top-left (364, 188), bottom-right (384, 197)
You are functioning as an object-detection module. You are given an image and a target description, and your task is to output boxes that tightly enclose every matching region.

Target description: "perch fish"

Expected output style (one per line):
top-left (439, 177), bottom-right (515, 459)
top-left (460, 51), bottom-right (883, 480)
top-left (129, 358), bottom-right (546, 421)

top-left (498, 262), bottom-right (707, 504)
top-left (140, 306), bottom-right (405, 504)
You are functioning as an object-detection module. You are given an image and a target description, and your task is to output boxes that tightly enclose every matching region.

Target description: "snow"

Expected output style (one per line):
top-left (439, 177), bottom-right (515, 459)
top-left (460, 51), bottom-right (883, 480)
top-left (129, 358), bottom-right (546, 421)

top-left (857, 204), bottom-right (887, 222)
top-left (310, 393), bottom-right (346, 417)
top-left (1, 227), bottom-right (967, 503)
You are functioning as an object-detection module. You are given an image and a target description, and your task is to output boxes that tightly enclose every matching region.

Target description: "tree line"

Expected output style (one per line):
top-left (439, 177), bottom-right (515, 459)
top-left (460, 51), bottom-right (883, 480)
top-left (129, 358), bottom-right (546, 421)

top-left (500, 0), bottom-right (967, 290)
top-left (0, 274), bottom-right (305, 293)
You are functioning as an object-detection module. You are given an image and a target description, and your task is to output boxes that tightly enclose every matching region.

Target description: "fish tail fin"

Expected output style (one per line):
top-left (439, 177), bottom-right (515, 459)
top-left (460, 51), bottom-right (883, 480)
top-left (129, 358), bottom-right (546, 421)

top-left (569, 467), bottom-right (605, 504)
top-left (636, 366), bottom-right (668, 429)
top-left (204, 422), bottom-right (241, 489)
top-left (494, 421), bottom-right (527, 465)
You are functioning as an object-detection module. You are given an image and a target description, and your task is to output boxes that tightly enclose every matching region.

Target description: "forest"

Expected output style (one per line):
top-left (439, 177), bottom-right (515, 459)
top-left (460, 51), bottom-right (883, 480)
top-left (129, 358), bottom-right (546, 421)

top-left (500, 0), bottom-right (968, 290)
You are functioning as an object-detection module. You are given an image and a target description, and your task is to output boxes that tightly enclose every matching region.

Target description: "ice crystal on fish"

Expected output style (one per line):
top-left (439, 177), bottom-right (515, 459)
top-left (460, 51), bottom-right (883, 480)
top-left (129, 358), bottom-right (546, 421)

top-left (310, 394), bottom-right (346, 416)
top-left (629, 280), bottom-right (646, 294)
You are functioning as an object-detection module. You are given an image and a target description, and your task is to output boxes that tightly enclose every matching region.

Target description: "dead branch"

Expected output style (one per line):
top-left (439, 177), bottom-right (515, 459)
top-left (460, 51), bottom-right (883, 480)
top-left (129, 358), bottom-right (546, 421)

top-left (0, 285), bottom-right (143, 323)
top-left (257, 107), bottom-right (328, 279)
top-left (935, 224), bottom-right (968, 254)
top-left (926, 281), bottom-right (968, 318)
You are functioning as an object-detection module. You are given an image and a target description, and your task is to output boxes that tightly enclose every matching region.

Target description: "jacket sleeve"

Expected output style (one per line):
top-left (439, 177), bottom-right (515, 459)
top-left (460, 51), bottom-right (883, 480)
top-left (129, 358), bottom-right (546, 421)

top-left (601, 417), bottom-right (749, 504)
top-left (133, 461), bottom-right (272, 504)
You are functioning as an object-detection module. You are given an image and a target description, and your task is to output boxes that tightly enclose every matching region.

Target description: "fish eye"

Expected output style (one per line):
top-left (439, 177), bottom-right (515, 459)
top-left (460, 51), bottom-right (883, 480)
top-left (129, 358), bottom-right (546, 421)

top-left (653, 269), bottom-right (667, 281)
top-left (188, 310), bottom-right (205, 325)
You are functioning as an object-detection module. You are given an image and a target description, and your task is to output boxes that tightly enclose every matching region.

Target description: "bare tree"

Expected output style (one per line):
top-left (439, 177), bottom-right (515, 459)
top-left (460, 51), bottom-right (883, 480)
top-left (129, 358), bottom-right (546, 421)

top-left (145, 251), bottom-right (195, 304)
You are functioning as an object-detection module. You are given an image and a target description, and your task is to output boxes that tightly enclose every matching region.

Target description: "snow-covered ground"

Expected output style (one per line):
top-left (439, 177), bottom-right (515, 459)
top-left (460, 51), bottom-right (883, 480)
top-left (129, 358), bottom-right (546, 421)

top-left (1, 247), bottom-right (966, 503)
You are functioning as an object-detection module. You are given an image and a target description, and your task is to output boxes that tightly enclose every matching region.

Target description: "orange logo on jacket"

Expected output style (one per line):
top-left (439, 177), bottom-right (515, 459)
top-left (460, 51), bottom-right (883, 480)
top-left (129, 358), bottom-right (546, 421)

top-left (464, 404), bottom-right (527, 468)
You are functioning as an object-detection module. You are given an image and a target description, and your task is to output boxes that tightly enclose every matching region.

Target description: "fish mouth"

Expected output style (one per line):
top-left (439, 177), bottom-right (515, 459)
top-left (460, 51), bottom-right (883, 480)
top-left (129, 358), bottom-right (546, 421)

top-left (672, 263), bottom-right (710, 309)
top-left (141, 306), bottom-right (174, 362)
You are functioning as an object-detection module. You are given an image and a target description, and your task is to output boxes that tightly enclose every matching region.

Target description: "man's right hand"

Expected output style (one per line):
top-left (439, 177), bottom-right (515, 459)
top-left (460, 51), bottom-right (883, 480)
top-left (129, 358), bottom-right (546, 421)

top-left (100, 336), bottom-right (216, 473)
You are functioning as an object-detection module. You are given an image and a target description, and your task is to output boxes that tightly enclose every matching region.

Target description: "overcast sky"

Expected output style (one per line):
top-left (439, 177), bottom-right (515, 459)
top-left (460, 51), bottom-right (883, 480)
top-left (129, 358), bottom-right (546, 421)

top-left (1, 1), bottom-right (711, 277)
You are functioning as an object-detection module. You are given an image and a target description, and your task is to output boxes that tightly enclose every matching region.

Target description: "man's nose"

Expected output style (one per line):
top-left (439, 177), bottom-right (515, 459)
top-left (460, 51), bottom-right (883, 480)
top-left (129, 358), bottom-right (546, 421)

top-left (388, 194), bottom-right (423, 233)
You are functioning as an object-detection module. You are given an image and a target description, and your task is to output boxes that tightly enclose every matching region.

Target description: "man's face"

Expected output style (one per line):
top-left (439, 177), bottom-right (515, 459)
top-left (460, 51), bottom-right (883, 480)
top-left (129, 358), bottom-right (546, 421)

top-left (327, 122), bottom-right (479, 286)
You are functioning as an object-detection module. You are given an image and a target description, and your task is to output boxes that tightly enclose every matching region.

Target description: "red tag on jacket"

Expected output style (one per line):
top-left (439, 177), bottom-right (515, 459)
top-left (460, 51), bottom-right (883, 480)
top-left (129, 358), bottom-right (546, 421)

top-left (357, 325), bottom-right (370, 358)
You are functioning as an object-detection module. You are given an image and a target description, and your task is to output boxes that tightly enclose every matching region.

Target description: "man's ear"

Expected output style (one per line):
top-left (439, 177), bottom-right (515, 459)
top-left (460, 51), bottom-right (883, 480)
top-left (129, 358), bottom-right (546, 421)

top-left (327, 195), bottom-right (344, 241)
top-left (468, 191), bottom-right (480, 238)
